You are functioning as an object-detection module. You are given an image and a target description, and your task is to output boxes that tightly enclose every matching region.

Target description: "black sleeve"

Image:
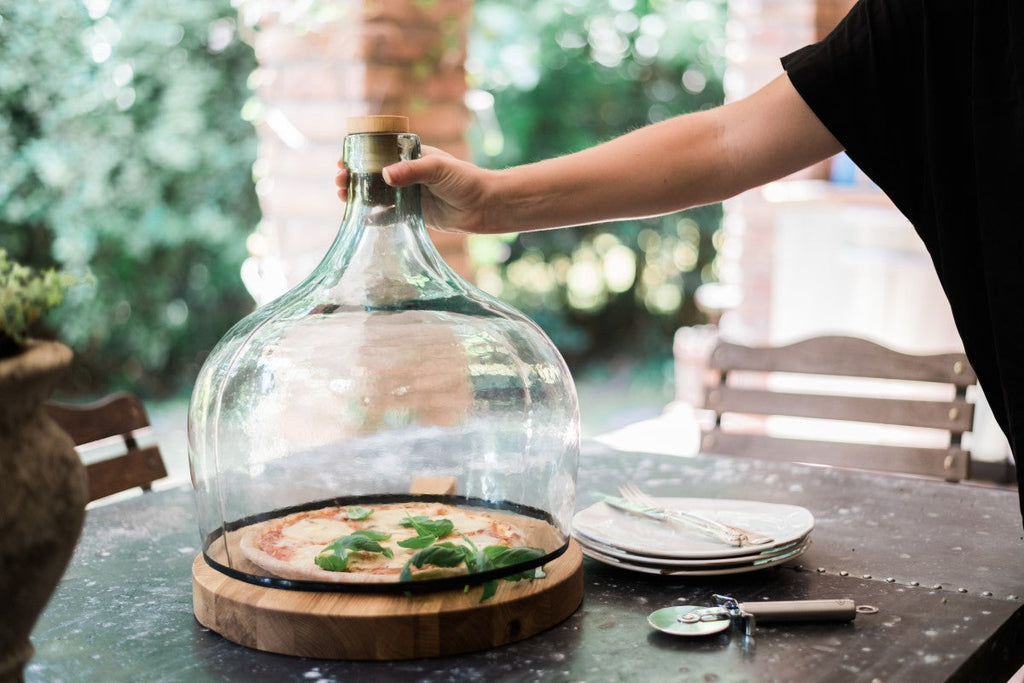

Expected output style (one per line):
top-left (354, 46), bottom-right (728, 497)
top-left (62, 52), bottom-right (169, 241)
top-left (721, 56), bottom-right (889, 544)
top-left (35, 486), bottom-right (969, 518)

top-left (780, 0), bottom-right (971, 235)
top-left (781, 0), bottom-right (1024, 515)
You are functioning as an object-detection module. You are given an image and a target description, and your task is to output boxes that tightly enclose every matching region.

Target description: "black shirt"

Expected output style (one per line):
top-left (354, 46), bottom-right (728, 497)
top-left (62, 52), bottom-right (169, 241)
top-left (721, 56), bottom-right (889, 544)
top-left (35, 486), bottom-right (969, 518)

top-left (782, 0), bottom-right (1024, 518)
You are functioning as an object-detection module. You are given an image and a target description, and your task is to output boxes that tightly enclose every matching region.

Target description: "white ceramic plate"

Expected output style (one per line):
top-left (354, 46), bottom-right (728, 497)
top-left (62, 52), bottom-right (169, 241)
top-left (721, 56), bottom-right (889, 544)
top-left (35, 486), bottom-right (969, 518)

top-left (572, 529), bottom-right (811, 567)
top-left (572, 498), bottom-right (815, 560)
top-left (579, 540), bottom-right (809, 576)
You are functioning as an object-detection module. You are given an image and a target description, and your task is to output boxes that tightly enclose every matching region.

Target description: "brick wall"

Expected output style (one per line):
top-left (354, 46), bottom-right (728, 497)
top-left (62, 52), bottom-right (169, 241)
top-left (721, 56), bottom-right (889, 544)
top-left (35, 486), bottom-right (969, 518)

top-left (717, 0), bottom-right (856, 343)
top-left (244, 0), bottom-right (472, 298)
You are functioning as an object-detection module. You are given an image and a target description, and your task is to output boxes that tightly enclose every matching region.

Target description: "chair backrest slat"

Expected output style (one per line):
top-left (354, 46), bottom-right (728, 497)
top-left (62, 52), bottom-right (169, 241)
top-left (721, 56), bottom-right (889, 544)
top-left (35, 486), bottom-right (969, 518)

top-left (45, 392), bottom-right (151, 445)
top-left (708, 336), bottom-right (976, 386)
top-left (701, 335), bottom-right (1000, 484)
top-left (46, 391), bottom-right (167, 502)
top-left (702, 432), bottom-right (970, 481)
top-left (707, 386), bottom-right (974, 432)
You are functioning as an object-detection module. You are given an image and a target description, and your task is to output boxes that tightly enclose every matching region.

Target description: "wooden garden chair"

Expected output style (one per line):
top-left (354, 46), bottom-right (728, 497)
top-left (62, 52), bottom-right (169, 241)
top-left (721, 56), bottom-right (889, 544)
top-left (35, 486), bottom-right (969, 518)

top-left (46, 391), bottom-right (168, 502)
top-left (699, 335), bottom-right (1014, 483)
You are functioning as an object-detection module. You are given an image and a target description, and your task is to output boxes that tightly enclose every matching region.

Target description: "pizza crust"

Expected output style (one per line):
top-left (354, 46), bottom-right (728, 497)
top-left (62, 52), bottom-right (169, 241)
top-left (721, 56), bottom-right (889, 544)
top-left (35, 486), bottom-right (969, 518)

top-left (238, 502), bottom-right (533, 584)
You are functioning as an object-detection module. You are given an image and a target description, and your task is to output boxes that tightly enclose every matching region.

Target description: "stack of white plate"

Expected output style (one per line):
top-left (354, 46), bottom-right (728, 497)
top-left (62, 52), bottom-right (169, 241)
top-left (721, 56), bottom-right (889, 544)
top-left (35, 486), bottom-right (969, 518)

top-left (572, 497), bottom-right (815, 576)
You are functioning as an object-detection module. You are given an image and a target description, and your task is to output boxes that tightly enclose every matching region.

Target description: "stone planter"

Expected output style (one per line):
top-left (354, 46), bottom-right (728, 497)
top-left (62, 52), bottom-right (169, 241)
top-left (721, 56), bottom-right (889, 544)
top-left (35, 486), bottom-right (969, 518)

top-left (0, 341), bottom-right (88, 683)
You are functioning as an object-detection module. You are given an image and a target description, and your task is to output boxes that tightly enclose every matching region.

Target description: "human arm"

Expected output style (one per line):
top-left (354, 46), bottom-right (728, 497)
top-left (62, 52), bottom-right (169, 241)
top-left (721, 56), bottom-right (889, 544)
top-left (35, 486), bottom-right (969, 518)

top-left (336, 73), bottom-right (842, 234)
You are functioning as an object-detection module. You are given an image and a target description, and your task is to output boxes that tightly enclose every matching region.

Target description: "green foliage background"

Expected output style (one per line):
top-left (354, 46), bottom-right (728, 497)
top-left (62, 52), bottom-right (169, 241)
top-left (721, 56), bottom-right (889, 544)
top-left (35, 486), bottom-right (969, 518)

top-left (0, 0), bottom-right (258, 396)
top-left (467, 0), bottom-right (725, 370)
top-left (0, 0), bottom-right (723, 398)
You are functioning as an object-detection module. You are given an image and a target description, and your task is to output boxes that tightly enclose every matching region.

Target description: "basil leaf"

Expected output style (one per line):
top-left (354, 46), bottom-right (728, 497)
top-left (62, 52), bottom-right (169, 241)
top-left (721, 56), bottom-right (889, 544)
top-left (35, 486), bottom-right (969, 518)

top-left (481, 546), bottom-right (545, 582)
top-left (315, 547), bottom-right (349, 571)
top-left (482, 545), bottom-right (508, 560)
top-left (397, 535), bottom-right (437, 549)
top-left (489, 546), bottom-right (544, 568)
top-left (457, 534), bottom-right (484, 572)
top-left (479, 579), bottom-right (498, 602)
top-left (504, 567), bottom-right (543, 582)
top-left (400, 543), bottom-right (468, 581)
top-left (412, 543), bottom-right (468, 568)
top-left (319, 537), bottom-right (350, 555)
top-left (467, 550), bottom-right (488, 574)
top-left (316, 531), bottom-right (395, 572)
top-left (341, 534), bottom-right (394, 559)
top-left (402, 515), bottom-right (454, 539)
top-left (453, 543), bottom-right (476, 566)
top-left (393, 528), bottom-right (548, 601)
top-left (346, 506), bottom-right (374, 520)
top-left (399, 515), bottom-right (429, 527)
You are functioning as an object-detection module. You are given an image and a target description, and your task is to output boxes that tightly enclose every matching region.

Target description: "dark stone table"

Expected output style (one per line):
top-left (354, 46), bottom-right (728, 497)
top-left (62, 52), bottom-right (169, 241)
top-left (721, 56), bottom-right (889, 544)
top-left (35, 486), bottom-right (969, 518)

top-left (26, 443), bottom-right (1024, 682)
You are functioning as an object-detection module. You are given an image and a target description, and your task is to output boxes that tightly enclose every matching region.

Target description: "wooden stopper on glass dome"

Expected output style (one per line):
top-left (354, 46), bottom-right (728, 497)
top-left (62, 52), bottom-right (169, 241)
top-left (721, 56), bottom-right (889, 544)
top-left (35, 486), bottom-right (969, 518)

top-left (347, 115), bottom-right (410, 135)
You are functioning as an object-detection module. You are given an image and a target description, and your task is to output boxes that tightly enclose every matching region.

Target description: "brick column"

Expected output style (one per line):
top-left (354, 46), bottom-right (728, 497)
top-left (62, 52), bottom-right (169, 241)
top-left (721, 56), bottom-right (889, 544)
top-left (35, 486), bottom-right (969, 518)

top-left (717, 0), bottom-right (854, 343)
top-left (243, 0), bottom-right (472, 298)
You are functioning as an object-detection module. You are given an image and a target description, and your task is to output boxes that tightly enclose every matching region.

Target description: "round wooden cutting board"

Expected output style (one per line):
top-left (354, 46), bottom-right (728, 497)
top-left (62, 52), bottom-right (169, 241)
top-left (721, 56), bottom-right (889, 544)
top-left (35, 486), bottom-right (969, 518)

top-left (192, 540), bottom-right (584, 660)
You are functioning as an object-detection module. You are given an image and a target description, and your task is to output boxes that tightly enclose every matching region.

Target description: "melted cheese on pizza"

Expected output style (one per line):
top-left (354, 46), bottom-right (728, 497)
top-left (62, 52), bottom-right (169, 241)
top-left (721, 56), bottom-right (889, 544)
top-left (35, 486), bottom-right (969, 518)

top-left (245, 502), bottom-right (526, 578)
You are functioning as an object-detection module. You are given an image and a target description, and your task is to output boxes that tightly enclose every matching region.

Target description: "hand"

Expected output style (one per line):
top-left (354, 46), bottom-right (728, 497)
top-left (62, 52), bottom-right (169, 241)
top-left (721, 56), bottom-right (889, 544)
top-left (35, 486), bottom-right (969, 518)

top-left (335, 145), bottom-right (503, 234)
top-left (334, 75), bottom-right (840, 236)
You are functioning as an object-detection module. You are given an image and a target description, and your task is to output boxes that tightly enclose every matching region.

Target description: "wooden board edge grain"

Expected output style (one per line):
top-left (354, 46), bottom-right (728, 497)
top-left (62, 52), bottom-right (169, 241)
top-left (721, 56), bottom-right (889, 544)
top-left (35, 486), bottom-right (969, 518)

top-left (192, 540), bottom-right (584, 660)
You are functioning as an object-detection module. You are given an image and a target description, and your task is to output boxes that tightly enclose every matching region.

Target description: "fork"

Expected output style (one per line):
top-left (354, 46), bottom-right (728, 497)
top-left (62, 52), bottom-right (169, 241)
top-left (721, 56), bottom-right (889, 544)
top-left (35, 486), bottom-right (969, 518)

top-left (618, 483), bottom-right (775, 547)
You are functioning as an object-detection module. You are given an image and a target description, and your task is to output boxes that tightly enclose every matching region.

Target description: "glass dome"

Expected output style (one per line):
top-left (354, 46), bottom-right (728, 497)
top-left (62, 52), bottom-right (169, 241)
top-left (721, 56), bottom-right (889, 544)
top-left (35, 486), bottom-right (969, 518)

top-left (188, 116), bottom-right (579, 594)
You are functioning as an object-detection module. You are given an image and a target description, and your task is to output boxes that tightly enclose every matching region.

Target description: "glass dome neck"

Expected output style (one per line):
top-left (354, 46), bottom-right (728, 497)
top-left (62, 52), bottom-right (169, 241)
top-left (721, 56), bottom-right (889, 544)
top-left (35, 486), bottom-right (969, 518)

top-left (320, 131), bottom-right (457, 305)
top-left (342, 174), bottom-right (422, 229)
top-left (343, 130), bottom-right (423, 217)
top-left (343, 129), bottom-right (419, 174)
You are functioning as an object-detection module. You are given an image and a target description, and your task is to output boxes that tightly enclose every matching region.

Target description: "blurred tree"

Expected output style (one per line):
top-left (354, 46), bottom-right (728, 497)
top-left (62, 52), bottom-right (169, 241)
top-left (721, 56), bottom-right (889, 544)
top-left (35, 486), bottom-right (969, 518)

top-left (466, 0), bottom-right (725, 369)
top-left (0, 0), bottom-right (258, 396)
top-left (0, 0), bottom-right (724, 397)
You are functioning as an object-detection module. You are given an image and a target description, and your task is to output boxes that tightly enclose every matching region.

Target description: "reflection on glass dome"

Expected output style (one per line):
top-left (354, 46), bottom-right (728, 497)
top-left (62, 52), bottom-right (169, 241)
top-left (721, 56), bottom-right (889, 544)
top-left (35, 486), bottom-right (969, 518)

top-left (188, 116), bottom-right (579, 594)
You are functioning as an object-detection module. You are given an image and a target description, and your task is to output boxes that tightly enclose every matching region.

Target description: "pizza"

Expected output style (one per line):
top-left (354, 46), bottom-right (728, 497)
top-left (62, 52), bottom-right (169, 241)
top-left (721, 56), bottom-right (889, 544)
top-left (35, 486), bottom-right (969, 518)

top-left (239, 501), bottom-right (539, 584)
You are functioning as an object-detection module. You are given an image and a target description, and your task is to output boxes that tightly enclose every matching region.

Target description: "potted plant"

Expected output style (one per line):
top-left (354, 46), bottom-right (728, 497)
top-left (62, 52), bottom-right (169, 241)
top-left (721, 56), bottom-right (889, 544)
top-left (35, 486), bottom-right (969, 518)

top-left (0, 249), bottom-right (89, 683)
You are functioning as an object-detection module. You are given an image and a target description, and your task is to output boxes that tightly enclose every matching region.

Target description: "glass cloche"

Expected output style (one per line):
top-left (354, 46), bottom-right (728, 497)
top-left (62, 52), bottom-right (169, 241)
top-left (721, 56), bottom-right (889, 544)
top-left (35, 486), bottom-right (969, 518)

top-left (188, 115), bottom-right (579, 594)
